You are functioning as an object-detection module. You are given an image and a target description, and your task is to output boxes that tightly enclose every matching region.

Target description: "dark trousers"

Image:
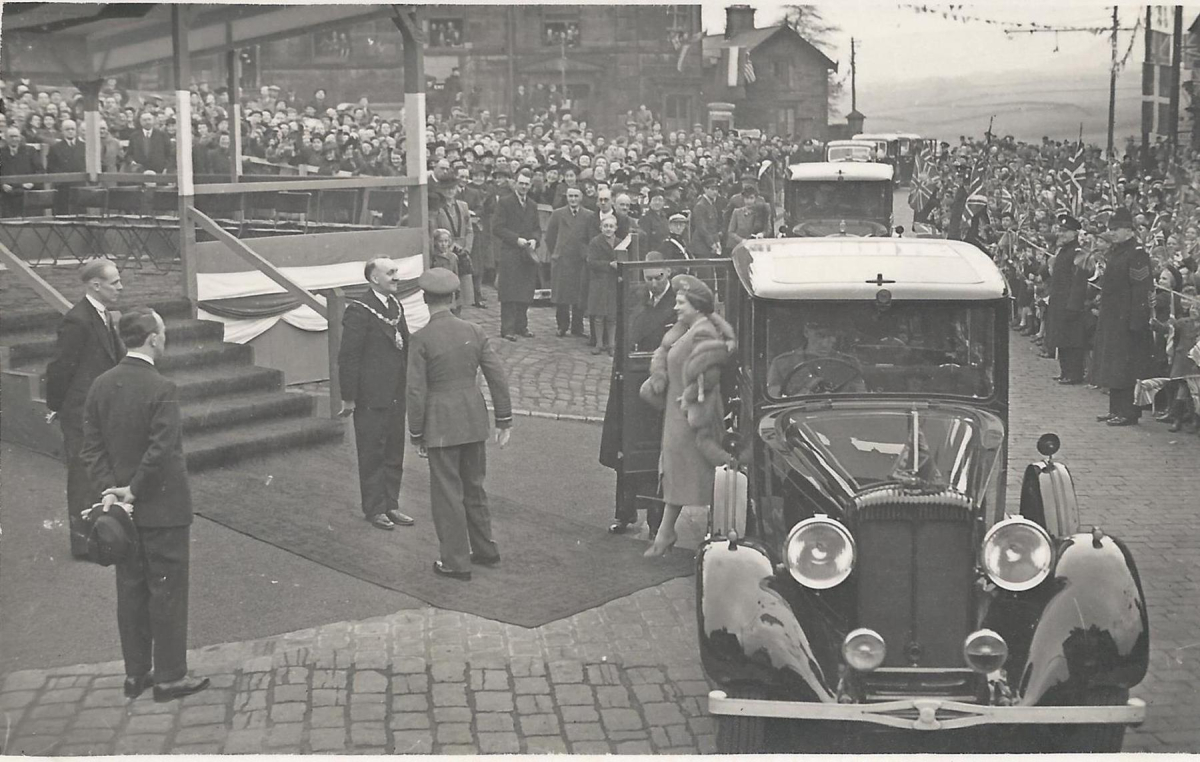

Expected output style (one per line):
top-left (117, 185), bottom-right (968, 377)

top-left (1108, 386), bottom-right (1139, 420)
top-left (500, 301), bottom-right (529, 337)
top-left (427, 441), bottom-right (497, 572)
top-left (353, 404), bottom-right (406, 517)
top-left (1058, 348), bottom-right (1085, 381)
top-left (59, 412), bottom-right (91, 556)
top-left (117, 525), bottom-right (190, 682)
top-left (614, 471), bottom-right (664, 536)
top-left (556, 303), bottom-right (584, 334)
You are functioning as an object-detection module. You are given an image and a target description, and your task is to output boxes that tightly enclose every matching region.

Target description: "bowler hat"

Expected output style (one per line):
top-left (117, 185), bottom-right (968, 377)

top-left (1056, 212), bottom-right (1082, 231)
top-left (418, 267), bottom-right (460, 295)
top-left (86, 503), bottom-right (138, 567)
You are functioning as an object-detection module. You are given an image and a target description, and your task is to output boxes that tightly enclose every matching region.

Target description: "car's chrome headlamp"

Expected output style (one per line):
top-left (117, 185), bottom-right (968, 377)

top-left (981, 517), bottom-right (1053, 591)
top-left (784, 516), bottom-right (855, 589)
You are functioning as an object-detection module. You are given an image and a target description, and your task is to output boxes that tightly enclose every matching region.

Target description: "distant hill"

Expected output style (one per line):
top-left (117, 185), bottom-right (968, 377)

top-left (850, 67), bottom-right (1143, 146)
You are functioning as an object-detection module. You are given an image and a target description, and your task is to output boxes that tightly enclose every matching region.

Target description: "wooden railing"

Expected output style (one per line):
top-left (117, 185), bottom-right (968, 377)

top-left (0, 240), bottom-right (72, 314)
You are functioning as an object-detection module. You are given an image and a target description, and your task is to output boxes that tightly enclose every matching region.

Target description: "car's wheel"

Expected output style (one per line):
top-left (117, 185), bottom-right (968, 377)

top-left (715, 688), bottom-right (767, 754)
top-left (1049, 687), bottom-right (1129, 753)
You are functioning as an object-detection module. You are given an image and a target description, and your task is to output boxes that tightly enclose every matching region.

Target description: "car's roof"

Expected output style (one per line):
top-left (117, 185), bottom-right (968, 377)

top-left (854, 133), bottom-right (909, 141)
top-left (827, 140), bottom-right (875, 147)
top-left (788, 162), bottom-right (894, 181)
top-left (732, 237), bottom-right (1008, 301)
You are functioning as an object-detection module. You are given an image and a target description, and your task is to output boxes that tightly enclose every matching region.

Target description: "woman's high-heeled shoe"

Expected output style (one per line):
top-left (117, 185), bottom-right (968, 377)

top-left (643, 535), bottom-right (677, 558)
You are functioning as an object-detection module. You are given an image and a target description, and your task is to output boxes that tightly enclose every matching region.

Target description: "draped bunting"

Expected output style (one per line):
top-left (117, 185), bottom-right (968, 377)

top-left (197, 255), bottom-right (427, 344)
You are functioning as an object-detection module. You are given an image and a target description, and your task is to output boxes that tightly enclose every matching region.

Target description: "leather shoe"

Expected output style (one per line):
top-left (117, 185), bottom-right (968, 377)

top-left (433, 561), bottom-right (471, 581)
top-left (470, 552), bottom-right (501, 567)
top-left (1057, 378), bottom-right (1082, 385)
top-left (124, 673), bottom-right (154, 699)
top-left (520, 331), bottom-right (535, 338)
top-left (1095, 414), bottom-right (1116, 422)
top-left (1106, 416), bottom-right (1139, 427)
top-left (557, 329), bottom-right (568, 337)
top-left (386, 509), bottom-right (415, 527)
top-left (369, 514), bottom-right (395, 530)
top-left (153, 676), bottom-right (210, 703)
top-left (502, 334), bottom-right (518, 342)
top-left (608, 521), bottom-right (633, 535)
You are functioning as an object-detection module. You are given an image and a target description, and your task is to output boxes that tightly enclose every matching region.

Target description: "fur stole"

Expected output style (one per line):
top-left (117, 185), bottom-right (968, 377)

top-left (639, 313), bottom-right (737, 467)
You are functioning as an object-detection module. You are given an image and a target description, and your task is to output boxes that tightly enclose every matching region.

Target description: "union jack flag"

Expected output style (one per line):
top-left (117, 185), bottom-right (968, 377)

top-left (964, 157), bottom-right (988, 222)
top-left (996, 187), bottom-right (1014, 217)
top-left (907, 149), bottom-right (937, 212)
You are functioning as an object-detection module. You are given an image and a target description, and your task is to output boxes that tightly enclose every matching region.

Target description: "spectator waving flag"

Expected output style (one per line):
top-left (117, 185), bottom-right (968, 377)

top-left (907, 149), bottom-right (937, 212)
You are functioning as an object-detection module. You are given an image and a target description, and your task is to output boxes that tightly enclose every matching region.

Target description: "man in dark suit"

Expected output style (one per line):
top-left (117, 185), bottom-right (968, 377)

top-left (46, 259), bottom-right (125, 557)
top-left (599, 253), bottom-right (676, 537)
top-left (1, 126), bottom-right (43, 218)
top-left (128, 111), bottom-right (172, 174)
top-left (46, 118), bottom-right (87, 215)
top-left (1094, 208), bottom-right (1154, 426)
top-left (407, 268), bottom-right (512, 581)
top-left (79, 306), bottom-right (209, 702)
top-left (338, 257), bottom-right (416, 530)
top-left (492, 170), bottom-right (542, 340)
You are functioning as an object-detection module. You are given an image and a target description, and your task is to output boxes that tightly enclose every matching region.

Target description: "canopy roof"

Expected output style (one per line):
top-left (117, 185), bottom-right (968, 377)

top-left (2, 3), bottom-right (393, 79)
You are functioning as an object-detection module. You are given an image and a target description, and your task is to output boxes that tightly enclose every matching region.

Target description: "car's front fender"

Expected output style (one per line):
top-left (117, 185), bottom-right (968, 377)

top-left (989, 533), bottom-right (1149, 706)
top-left (697, 539), bottom-right (839, 702)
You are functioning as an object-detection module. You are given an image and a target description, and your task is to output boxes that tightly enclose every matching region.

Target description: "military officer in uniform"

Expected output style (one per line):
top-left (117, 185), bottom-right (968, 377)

top-left (1094, 207), bottom-right (1154, 426)
top-left (689, 176), bottom-right (723, 258)
top-left (407, 268), bottom-right (513, 581)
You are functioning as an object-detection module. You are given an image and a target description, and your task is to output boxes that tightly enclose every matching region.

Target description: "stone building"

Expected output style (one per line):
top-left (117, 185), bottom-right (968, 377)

top-left (700, 6), bottom-right (837, 140)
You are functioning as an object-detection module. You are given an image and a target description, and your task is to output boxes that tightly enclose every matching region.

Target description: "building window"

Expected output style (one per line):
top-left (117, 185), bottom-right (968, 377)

top-left (313, 29), bottom-right (351, 62)
top-left (776, 107), bottom-right (795, 136)
top-left (772, 60), bottom-right (790, 86)
top-left (544, 20), bottom-right (580, 47)
top-left (348, 20), bottom-right (400, 60)
top-left (429, 18), bottom-right (464, 48)
top-left (664, 94), bottom-right (692, 121)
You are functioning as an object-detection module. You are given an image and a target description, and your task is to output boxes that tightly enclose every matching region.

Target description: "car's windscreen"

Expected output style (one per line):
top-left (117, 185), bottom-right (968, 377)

top-left (764, 301), bottom-right (995, 399)
top-left (787, 181), bottom-right (890, 221)
top-left (827, 146), bottom-right (873, 162)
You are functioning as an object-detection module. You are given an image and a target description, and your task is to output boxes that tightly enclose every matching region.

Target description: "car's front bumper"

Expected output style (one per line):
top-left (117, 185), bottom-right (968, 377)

top-left (708, 691), bottom-right (1146, 731)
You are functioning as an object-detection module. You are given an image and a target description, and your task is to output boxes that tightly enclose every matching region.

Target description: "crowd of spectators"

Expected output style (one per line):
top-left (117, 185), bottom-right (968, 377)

top-left (911, 135), bottom-right (1200, 435)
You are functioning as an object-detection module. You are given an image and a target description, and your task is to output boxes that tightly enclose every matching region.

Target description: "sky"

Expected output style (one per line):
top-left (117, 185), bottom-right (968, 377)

top-left (697, 2), bottom-right (1197, 85)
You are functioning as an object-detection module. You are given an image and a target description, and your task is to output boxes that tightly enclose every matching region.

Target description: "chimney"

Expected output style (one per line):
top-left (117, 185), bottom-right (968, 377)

top-left (725, 5), bottom-right (756, 40)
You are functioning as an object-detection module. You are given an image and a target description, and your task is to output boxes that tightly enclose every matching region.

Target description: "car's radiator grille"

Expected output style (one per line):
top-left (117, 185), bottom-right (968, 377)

top-left (854, 504), bottom-right (974, 668)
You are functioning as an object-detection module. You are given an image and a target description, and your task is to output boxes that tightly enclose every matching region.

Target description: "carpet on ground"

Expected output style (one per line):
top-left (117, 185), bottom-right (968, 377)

top-left (192, 437), bottom-right (694, 628)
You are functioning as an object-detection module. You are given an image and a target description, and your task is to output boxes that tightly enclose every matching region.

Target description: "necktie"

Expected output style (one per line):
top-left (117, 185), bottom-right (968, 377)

top-left (105, 312), bottom-right (119, 354)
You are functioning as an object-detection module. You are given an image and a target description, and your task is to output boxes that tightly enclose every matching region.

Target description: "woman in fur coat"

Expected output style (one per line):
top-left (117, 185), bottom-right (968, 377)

top-left (640, 274), bottom-right (736, 557)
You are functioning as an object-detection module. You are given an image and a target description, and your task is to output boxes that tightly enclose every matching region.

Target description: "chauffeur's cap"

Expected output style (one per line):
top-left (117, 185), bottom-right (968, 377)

top-left (418, 267), bottom-right (460, 295)
top-left (669, 212), bottom-right (688, 224)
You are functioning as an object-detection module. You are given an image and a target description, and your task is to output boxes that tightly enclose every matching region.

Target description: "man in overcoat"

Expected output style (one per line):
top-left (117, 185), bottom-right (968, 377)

top-left (637, 188), bottom-right (670, 255)
top-left (337, 258), bottom-right (416, 530)
top-left (544, 186), bottom-right (593, 337)
top-left (688, 177), bottom-right (722, 258)
top-left (1, 126), bottom-right (43, 217)
top-left (128, 111), bottom-right (172, 173)
top-left (1045, 213), bottom-right (1086, 384)
top-left (80, 307), bottom-right (209, 702)
top-left (600, 252), bottom-right (676, 537)
top-left (1094, 207), bottom-right (1154, 426)
top-left (492, 171), bottom-right (541, 340)
top-left (407, 268), bottom-right (513, 580)
top-left (46, 259), bottom-right (125, 557)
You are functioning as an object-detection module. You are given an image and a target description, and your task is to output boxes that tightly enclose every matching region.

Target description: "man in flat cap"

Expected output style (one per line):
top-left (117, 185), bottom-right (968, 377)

top-left (46, 258), bottom-right (126, 557)
top-left (407, 268), bottom-right (513, 581)
top-left (1045, 212), bottom-right (1089, 385)
top-left (338, 258), bottom-right (416, 530)
top-left (80, 307), bottom-right (209, 702)
top-left (1094, 207), bottom-right (1154, 426)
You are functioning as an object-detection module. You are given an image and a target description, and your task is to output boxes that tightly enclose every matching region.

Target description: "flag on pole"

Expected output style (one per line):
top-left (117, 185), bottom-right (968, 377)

top-left (742, 50), bottom-right (757, 84)
top-left (907, 148), bottom-right (936, 212)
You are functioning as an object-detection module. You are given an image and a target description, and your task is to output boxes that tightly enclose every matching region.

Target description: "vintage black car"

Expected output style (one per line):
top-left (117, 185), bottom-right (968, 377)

top-left (783, 163), bottom-right (895, 238)
top-left (612, 238), bottom-right (1148, 753)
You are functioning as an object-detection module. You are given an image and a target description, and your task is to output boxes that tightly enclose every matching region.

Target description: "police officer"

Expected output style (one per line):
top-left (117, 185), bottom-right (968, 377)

top-left (661, 212), bottom-right (690, 260)
top-left (407, 268), bottom-right (513, 581)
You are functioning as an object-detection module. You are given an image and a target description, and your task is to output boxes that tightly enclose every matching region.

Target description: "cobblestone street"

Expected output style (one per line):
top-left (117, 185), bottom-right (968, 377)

top-left (1, 300), bottom-right (1197, 754)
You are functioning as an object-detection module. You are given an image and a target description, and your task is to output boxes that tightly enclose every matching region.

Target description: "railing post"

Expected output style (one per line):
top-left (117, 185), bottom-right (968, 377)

top-left (327, 287), bottom-right (344, 419)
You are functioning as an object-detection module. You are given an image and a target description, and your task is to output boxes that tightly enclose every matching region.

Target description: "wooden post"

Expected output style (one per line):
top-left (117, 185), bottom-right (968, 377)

top-left (173, 5), bottom-right (198, 312)
top-left (327, 287), bottom-right (344, 418)
top-left (226, 47), bottom-right (243, 181)
top-left (74, 79), bottom-right (104, 180)
top-left (394, 6), bottom-right (429, 269)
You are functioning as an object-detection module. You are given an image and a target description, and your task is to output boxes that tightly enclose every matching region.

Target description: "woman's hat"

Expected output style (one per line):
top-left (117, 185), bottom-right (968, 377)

top-left (671, 273), bottom-right (714, 312)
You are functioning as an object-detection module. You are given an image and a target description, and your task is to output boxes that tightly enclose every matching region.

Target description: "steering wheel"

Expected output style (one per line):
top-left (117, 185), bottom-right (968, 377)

top-left (779, 357), bottom-right (865, 394)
